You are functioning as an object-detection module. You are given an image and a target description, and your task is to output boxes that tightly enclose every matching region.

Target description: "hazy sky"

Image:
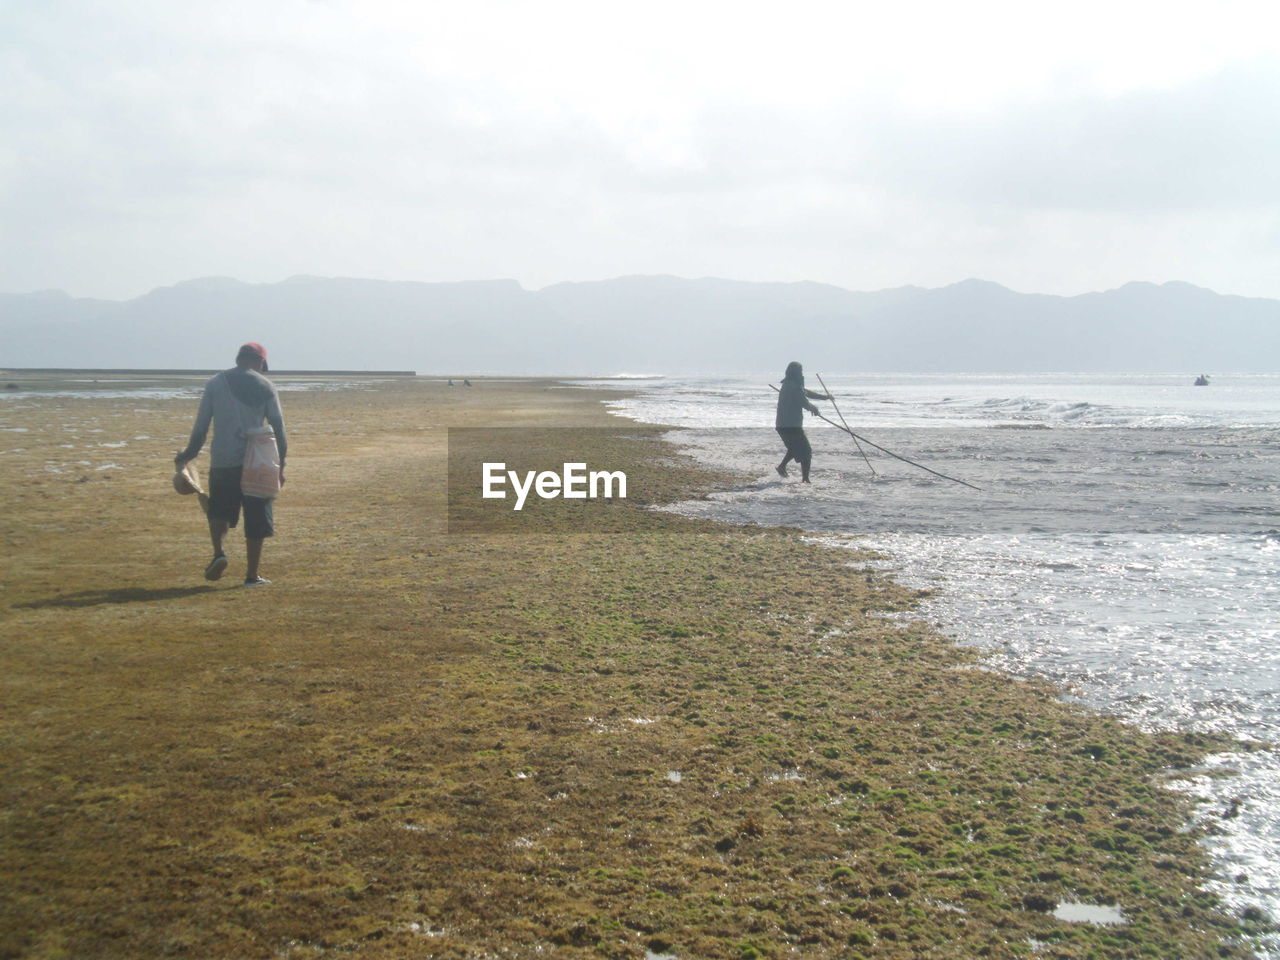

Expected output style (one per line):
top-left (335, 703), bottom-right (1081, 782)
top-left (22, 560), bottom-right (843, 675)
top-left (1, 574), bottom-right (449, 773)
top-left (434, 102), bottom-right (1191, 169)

top-left (3, 0), bottom-right (1278, 300)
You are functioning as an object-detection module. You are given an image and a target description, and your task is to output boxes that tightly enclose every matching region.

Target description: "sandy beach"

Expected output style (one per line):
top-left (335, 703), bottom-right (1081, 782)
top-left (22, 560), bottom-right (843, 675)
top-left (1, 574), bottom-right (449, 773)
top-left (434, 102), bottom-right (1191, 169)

top-left (0, 376), bottom-right (1262, 959)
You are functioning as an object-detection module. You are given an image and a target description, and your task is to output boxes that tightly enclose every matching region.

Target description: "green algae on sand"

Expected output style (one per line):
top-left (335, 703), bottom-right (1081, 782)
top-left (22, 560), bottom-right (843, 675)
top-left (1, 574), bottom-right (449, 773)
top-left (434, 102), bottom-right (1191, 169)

top-left (0, 377), bottom-right (1264, 959)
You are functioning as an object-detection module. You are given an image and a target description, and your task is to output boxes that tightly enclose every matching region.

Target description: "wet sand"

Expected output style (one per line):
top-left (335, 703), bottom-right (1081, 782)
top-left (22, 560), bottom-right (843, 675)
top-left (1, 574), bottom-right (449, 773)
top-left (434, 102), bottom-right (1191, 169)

top-left (0, 377), bottom-right (1263, 958)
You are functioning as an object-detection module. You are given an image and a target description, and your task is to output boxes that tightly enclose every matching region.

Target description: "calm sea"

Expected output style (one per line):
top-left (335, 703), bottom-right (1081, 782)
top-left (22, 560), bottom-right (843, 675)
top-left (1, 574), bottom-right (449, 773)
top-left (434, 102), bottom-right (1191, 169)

top-left (581, 372), bottom-right (1280, 955)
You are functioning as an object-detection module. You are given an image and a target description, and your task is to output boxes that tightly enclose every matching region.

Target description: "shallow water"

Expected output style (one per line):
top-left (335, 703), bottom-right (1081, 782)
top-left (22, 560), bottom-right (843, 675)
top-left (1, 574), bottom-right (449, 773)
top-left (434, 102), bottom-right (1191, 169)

top-left (599, 373), bottom-right (1280, 956)
top-left (0, 377), bottom-right (388, 402)
top-left (0, 378), bottom-right (390, 472)
top-left (577, 372), bottom-right (1280, 431)
top-left (1053, 902), bottom-right (1126, 925)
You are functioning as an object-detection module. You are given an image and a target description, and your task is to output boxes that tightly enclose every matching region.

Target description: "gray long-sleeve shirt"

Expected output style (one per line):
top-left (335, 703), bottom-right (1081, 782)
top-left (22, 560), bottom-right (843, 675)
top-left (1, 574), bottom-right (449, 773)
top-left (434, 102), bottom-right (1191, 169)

top-left (775, 379), bottom-right (826, 428)
top-left (179, 367), bottom-right (287, 468)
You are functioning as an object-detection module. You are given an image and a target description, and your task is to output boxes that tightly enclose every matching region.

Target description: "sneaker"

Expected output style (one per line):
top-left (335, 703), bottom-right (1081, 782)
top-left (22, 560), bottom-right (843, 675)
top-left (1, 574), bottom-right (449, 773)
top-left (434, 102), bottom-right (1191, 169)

top-left (204, 554), bottom-right (228, 581)
top-left (775, 464), bottom-right (788, 478)
top-left (243, 576), bottom-right (271, 587)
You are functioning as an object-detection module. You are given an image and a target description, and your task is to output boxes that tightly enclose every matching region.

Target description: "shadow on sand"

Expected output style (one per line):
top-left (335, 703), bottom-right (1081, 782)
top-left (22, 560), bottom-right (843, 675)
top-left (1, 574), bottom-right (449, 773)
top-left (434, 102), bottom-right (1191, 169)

top-left (15, 585), bottom-right (215, 610)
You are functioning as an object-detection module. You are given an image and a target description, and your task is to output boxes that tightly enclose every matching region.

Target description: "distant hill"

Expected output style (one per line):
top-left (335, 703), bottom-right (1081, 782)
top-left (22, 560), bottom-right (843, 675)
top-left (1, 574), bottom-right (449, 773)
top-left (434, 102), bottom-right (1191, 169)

top-left (2, 274), bottom-right (1277, 373)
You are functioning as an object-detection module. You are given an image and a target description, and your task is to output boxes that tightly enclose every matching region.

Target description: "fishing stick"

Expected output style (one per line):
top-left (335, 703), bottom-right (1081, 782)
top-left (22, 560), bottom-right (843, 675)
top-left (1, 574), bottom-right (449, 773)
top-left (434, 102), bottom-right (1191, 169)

top-left (770, 384), bottom-right (982, 491)
top-left (815, 372), bottom-right (876, 476)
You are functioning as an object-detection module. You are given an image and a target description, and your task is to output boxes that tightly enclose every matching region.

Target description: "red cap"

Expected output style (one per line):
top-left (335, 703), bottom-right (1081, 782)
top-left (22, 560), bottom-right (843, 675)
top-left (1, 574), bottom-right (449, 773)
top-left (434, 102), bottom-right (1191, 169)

top-left (237, 342), bottom-right (268, 371)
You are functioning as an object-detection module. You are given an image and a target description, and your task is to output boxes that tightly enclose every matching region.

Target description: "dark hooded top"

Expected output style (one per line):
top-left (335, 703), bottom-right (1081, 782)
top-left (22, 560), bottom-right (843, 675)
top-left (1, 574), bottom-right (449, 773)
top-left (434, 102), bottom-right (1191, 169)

top-left (775, 369), bottom-right (826, 428)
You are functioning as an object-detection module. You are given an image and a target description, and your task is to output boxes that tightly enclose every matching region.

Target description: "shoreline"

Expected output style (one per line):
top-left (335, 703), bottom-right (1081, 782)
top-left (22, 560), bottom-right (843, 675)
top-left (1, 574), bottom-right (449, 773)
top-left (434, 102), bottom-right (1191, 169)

top-left (0, 376), bottom-right (1266, 958)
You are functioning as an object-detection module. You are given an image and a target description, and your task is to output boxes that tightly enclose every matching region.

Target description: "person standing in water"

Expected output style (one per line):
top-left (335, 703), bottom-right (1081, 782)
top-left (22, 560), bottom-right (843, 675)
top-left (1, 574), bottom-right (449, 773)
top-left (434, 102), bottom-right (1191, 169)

top-left (775, 361), bottom-right (830, 483)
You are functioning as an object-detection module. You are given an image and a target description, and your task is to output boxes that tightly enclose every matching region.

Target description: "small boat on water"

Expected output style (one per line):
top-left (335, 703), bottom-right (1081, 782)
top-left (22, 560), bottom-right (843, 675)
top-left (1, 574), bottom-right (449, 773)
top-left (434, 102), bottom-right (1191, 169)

top-left (1194, 374), bottom-right (1210, 386)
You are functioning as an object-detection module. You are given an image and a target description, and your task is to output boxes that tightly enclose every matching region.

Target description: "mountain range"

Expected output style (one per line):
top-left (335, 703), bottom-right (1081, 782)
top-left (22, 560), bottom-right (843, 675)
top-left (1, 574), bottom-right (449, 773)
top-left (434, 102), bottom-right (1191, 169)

top-left (2, 275), bottom-right (1277, 373)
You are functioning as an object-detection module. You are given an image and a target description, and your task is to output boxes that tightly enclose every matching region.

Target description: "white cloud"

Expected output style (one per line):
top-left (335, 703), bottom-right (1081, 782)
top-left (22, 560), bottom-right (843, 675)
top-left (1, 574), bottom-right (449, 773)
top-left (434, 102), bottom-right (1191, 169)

top-left (2, 0), bottom-right (1279, 298)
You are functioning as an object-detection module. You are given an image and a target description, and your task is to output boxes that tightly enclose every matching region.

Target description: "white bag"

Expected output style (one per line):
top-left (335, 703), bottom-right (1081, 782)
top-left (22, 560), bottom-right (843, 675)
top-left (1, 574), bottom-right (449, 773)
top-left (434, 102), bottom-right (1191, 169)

top-left (241, 426), bottom-right (282, 499)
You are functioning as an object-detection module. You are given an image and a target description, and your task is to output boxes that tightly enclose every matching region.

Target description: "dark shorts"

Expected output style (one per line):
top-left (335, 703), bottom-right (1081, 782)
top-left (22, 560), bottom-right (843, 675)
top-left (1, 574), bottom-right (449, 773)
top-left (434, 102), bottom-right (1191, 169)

top-left (208, 466), bottom-right (275, 539)
top-left (777, 427), bottom-right (812, 462)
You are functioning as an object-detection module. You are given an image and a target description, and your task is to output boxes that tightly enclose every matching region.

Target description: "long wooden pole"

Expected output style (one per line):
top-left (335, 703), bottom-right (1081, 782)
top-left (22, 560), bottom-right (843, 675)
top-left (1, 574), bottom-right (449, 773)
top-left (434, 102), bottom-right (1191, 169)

top-left (770, 383), bottom-right (982, 491)
top-left (815, 372), bottom-right (876, 476)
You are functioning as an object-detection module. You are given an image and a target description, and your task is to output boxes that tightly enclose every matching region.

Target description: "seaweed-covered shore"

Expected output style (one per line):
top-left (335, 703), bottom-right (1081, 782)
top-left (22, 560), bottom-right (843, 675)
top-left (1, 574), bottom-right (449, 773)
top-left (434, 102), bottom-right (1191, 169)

top-left (0, 377), bottom-right (1263, 958)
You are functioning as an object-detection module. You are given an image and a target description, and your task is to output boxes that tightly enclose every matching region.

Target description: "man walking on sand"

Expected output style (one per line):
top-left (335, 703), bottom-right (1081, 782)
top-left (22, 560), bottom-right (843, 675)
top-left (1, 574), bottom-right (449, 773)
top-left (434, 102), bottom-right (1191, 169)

top-left (175, 342), bottom-right (287, 586)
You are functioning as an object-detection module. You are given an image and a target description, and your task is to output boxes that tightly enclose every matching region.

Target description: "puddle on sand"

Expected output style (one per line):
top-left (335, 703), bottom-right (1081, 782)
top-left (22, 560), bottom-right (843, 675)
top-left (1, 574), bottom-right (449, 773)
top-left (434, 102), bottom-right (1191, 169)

top-left (1053, 901), bottom-right (1126, 925)
top-left (404, 922), bottom-right (446, 937)
top-left (586, 715), bottom-right (661, 733)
